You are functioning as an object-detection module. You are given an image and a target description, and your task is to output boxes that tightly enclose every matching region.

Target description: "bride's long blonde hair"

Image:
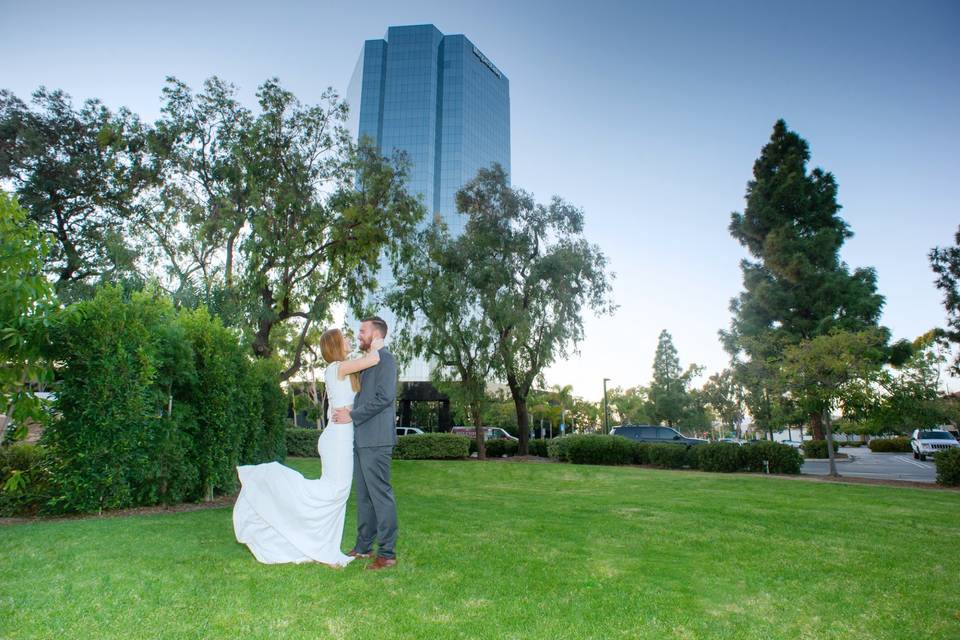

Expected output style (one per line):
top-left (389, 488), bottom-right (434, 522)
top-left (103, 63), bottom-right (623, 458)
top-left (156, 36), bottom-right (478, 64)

top-left (319, 328), bottom-right (361, 392)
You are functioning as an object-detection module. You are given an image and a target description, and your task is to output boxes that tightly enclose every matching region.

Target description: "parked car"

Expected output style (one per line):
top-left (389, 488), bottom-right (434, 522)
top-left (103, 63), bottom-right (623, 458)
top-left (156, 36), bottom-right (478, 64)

top-left (910, 428), bottom-right (959, 461)
top-left (610, 425), bottom-right (707, 447)
top-left (779, 439), bottom-right (804, 449)
top-left (450, 426), bottom-right (519, 441)
top-left (718, 437), bottom-right (744, 446)
top-left (396, 426), bottom-right (425, 437)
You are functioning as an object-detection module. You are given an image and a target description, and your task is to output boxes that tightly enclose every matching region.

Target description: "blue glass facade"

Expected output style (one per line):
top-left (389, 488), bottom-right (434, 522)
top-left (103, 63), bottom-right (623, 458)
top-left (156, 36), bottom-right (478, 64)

top-left (348, 24), bottom-right (510, 234)
top-left (347, 24), bottom-right (510, 380)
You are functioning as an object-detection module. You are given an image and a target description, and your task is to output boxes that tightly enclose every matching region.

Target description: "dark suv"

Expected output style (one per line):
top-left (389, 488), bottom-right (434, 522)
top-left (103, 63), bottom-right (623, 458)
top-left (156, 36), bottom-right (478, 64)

top-left (610, 425), bottom-right (707, 447)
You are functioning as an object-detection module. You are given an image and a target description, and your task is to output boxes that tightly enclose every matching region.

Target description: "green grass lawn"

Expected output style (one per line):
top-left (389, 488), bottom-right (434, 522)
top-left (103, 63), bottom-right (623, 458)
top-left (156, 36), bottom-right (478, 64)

top-left (2, 459), bottom-right (958, 639)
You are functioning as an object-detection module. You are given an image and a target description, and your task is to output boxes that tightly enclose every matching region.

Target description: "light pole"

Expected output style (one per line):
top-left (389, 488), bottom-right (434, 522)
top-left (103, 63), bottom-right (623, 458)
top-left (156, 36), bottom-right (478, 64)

top-left (603, 378), bottom-right (611, 434)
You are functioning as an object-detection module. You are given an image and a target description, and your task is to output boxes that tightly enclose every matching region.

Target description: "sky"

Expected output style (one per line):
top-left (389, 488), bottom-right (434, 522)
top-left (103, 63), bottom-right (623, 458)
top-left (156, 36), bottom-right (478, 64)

top-left (3, 0), bottom-right (959, 400)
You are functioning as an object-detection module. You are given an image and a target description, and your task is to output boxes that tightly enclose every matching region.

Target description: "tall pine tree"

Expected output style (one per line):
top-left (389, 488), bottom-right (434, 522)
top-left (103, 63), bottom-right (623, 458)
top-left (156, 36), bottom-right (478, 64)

top-left (723, 120), bottom-right (886, 439)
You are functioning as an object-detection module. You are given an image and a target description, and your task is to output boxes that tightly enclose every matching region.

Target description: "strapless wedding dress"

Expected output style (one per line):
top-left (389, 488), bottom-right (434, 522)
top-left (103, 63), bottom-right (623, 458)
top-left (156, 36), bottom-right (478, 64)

top-left (233, 362), bottom-right (355, 565)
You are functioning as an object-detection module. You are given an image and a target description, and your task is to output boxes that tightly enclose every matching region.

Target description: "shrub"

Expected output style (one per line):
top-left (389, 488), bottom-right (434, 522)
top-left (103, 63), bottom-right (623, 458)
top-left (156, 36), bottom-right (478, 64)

top-left (868, 437), bottom-right (911, 453)
top-left (742, 441), bottom-right (803, 474)
top-left (934, 448), bottom-right (960, 486)
top-left (41, 286), bottom-right (287, 514)
top-left (285, 428), bottom-right (320, 457)
top-left (528, 439), bottom-right (549, 457)
top-left (632, 442), bottom-right (651, 465)
top-left (394, 433), bottom-right (470, 460)
top-left (802, 440), bottom-right (836, 459)
top-left (0, 443), bottom-right (53, 516)
top-left (648, 444), bottom-right (690, 469)
top-left (485, 439), bottom-right (519, 458)
top-left (547, 436), bottom-right (575, 462)
top-left (564, 435), bottom-right (635, 465)
top-left (695, 443), bottom-right (746, 472)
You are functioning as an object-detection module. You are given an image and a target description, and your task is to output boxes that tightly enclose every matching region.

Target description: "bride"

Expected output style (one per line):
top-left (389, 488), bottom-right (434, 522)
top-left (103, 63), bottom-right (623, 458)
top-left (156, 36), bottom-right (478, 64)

top-left (232, 328), bottom-right (384, 567)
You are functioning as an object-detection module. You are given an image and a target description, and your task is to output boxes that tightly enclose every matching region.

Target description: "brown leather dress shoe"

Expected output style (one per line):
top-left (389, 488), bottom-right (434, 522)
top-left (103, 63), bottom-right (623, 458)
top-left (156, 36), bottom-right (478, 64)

top-left (365, 556), bottom-right (397, 571)
top-left (348, 550), bottom-right (372, 559)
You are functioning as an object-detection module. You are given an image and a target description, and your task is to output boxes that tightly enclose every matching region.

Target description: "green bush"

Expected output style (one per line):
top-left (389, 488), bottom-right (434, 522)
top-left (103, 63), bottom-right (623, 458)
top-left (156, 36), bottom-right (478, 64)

top-left (648, 444), bottom-right (690, 469)
top-left (934, 448), bottom-right (960, 486)
top-left (802, 440), bottom-right (837, 459)
top-left (564, 435), bottom-right (635, 465)
top-left (547, 435), bottom-right (574, 462)
top-left (285, 428), bottom-right (320, 457)
top-left (0, 443), bottom-right (53, 516)
top-left (742, 441), bottom-right (803, 474)
top-left (41, 286), bottom-right (286, 514)
top-left (485, 439), bottom-right (519, 458)
top-left (632, 442), bottom-right (651, 465)
top-left (394, 433), bottom-right (470, 460)
top-left (528, 439), bottom-right (549, 457)
top-left (868, 437), bottom-right (911, 453)
top-left (695, 443), bottom-right (746, 472)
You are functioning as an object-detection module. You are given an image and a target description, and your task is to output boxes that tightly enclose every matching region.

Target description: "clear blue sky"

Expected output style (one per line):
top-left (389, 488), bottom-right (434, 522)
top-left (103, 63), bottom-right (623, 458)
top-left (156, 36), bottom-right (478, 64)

top-left (4, 0), bottom-right (959, 400)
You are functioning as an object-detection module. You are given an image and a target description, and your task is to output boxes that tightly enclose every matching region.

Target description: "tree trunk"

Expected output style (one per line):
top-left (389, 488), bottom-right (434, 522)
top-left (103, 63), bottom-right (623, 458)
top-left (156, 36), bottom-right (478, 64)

top-left (512, 394), bottom-right (530, 456)
top-left (252, 319), bottom-right (273, 359)
top-left (824, 411), bottom-right (839, 478)
top-left (810, 411), bottom-right (825, 441)
top-left (470, 405), bottom-right (486, 460)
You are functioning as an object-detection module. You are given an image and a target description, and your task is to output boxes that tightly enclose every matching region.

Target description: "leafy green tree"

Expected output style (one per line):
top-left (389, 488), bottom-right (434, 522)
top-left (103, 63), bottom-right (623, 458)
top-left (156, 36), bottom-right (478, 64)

top-left (608, 385), bottom-right (651, 425)
top-left (723, 120), bottom-right (887, 440)
top-left (454, 165), bottom-right (616, 454)
top-left (648, 330), bottom-right (702, 427)
top-left (781, 329), bottom-right (887, 476)
top-left (151, 77), bottom-right (425, 379)
top-left (701, 369), bottom-right (745, 437)
top-left (0, 193), bottom-right (55, 442)
top-left (388, 224), bottom-right (497, 458)
top-left (0, 88), bottom-right (152, 301)
top-left (930, 226), bottom-right (960, 374)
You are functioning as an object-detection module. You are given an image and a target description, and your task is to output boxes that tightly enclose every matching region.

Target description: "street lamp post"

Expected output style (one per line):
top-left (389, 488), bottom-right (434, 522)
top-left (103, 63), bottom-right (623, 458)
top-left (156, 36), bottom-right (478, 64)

top-left (603, 378), bottom-right (611, 434)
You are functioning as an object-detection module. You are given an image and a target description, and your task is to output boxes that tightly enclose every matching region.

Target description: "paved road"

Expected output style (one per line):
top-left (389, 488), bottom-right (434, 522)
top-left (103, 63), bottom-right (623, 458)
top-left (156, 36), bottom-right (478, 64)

top-left (801, 447), bottom-right (936, 483)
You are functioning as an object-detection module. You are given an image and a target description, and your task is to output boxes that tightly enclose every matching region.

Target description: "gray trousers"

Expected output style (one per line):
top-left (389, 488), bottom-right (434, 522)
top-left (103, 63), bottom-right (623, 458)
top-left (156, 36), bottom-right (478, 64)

top-left (352, 445), bottom-right (398, 559)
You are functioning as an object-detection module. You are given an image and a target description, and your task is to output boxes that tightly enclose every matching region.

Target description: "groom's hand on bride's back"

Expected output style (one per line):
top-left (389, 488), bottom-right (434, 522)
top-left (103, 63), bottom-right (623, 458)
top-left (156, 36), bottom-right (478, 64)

top-left (332, 407), bottom-right (352, 424)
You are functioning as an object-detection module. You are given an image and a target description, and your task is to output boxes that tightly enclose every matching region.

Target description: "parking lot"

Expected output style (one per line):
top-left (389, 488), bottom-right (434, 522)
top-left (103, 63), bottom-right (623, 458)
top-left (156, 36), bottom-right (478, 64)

top-left (801, 447), bottom-right (937, 483)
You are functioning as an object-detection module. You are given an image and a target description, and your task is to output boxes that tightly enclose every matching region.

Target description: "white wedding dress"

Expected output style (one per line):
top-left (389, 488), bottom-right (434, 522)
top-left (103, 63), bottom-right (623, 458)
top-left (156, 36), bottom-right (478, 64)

top-left (233, 362), bottom-right (355, 565)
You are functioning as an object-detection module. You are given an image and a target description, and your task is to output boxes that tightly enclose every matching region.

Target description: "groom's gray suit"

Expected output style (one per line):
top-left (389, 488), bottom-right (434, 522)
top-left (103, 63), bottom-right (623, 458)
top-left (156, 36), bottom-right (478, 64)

top-left (349, 347), bottom-right (399, 559)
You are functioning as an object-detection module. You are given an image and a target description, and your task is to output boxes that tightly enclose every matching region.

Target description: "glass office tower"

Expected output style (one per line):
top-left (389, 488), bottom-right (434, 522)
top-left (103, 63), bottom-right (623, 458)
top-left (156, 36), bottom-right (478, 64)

top-left (347, 24), bottom-right (510, 380)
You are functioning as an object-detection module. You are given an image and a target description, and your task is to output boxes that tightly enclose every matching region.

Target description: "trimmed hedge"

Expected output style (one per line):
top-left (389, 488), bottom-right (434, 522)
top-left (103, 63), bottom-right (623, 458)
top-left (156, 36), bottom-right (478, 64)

top-left (648, 443), bottom-right (690, 469)
top-left (868, 437), bottom-right (911, 453)
top-left (802, 440), bottom-right (836, 459)
top-left (485, 439), bottom-right (519, 458)
top-left (694, 443), bottom-right (746, 472)
top-left (528, 439), bottom-right (549, 457)
top-left (742, 441), bottom-right (803, 474)
top-left (563, 434), bottom-right (636, 465)
top-left (286, 428), bottom-right (320, 457)
top-left (394, 433), bottom-right (470, 460)
top-left (37, 286), bottom-right (286, 515)
top-left (934, 448), bottom-right (960, 486)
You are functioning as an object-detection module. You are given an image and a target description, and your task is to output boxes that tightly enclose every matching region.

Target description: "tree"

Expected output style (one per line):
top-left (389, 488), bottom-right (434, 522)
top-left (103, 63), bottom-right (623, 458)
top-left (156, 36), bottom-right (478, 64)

top-left (782, 329), bottom-right (887, 476)
top-left (608, 386), bottom-right (651, 426)
top-left (701, 369), bottom-right (745, 438)
top-left (648, 330), bottom-right (702, 427)
top-left (455, 165), bottom-right (616, 455)
top-left (722, 119), bottom-right (887, 440)
top-left (0, 192), bottom-right (55, 442)
top-left (151, 77), bottom-right (425, 379)
top-left (930, 226), bottom-right (960, 374)
top-left (0, 88), bottom-right (153, 301)
top-left (388, 223), bottom-right (497, 458)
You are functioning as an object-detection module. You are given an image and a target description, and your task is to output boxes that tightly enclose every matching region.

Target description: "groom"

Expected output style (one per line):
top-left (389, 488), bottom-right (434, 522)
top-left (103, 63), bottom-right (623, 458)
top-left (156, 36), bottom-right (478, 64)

top-left (332, 316), bottom-right (399, 570)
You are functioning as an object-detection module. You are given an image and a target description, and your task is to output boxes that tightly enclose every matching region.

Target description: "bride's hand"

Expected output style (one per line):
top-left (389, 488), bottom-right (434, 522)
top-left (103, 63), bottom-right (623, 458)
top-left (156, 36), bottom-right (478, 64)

top-left (371, 337), bottom-right (385, 351)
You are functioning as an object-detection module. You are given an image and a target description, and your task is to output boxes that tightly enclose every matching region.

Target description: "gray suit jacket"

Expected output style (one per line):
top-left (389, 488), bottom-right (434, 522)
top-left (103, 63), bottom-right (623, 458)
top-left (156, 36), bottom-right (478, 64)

top-left (351, 348), bottom-right (398, 448)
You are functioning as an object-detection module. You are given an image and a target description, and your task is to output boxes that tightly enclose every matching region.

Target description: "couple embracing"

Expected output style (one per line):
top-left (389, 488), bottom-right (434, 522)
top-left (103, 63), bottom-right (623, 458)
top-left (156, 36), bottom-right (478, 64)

top-left (232, 316), bottom-right (400, 571)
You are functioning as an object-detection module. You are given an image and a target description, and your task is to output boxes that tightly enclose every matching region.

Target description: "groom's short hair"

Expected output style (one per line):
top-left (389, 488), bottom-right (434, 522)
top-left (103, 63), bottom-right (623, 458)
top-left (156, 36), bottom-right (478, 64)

top-left (362, 315), bottom-right (388, 338)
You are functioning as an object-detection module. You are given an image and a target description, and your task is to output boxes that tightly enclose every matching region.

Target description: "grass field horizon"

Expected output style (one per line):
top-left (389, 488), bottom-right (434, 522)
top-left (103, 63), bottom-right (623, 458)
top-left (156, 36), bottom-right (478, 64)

top-left (2, 458), bottom-right (958, 639)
